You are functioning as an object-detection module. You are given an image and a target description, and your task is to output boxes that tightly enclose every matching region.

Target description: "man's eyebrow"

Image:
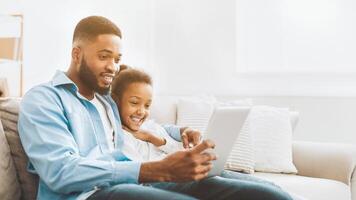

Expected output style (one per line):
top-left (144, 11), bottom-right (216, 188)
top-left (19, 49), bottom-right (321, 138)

top-left (97, 49), bottom-right (122, 57)
top-left (97, 49), bottom-right (113, 54)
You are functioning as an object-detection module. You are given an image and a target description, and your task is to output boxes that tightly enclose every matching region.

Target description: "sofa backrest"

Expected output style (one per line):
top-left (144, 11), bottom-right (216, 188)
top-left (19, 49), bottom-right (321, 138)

top-left (150, 95), bottom-right (300, 131)
top-left (0, 78), bottom-right (9, 97)
top-left (0, 117), bottom-right (21, 200)
top-left (0, 98), bottom-right (39, 200)
top-left (0, 95), bottom-right (299, 200)
top-left (150, 95), bottom-right (179, 124)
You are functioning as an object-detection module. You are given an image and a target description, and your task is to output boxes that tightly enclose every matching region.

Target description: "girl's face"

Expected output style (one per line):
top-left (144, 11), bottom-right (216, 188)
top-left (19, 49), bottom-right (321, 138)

top-left (117, 82), bottom-right (153, 132)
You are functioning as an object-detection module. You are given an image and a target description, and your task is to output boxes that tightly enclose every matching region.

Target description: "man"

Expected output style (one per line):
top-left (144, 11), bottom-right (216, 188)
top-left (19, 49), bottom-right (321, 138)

top-left (18, 16), bottom-right (293, 200)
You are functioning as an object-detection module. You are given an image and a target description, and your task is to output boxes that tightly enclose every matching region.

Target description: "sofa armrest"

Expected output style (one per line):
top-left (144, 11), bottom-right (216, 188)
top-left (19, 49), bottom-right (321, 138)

top-left (352, 170), bottom-right (356, 200)
top-left (289, 111), bottom-right (299, 131)
top-left (292, 141), bottom-right (356, 186)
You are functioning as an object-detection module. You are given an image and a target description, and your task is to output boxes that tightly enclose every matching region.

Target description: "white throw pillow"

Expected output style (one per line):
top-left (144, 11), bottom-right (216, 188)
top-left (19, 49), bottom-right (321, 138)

top-left (176, 97), bottom-right (255, 173)
top-left (249, 106), bottom-right (297, 174)
top-left (218, 98), bottom-right (253, 107)
top-left (224, 117), bottom-right (255, 174)
top-left (176, 96), bottom-right (216, 133)
top-left (219, 99), bottom-right (255, 173)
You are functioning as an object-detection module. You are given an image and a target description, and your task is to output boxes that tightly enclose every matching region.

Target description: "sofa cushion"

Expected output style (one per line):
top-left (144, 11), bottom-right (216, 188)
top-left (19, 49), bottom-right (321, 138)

top-left (176, 96), bottom-right (216, 133)
top-left (0, 117), bottom-right (21, 200)
top-left (150, 95), bottom-right (179, 124)
top-left (150, 95), bottom-right (301, 175)
top-left (0, 98), bottom-right (39, 200)
top-left (250, 106), bottom-right (297, 174)
top-left (253, 172), bottom-right (351, 200)
top-left (175, 96), bottom-right (255, 174)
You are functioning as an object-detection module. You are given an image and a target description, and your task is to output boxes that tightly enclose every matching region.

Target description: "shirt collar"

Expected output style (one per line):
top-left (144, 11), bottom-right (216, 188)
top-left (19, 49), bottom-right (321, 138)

top-left (52, 70), bottom-right (79, 92)
top-left (52, 70), bottom-right (74, 86)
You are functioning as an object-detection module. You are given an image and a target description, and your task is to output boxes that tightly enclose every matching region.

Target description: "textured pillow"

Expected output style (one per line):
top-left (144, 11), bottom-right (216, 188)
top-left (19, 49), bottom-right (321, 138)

top-left (218, 99), bottom-right (253, 107)
top-left (224, 117), bottom-right (255, 174)
top-left (249, 106), bottom-right (297, 174)
top-left (176, 97), bottom-right (255, 173)
top-left (0, 117), bottom-right (21, 200)
top-left (150, 95), bottom-right (179, 125)
top-left (0, 98), bottom-right (39, 200)
top-left (176, 96), bottom-right (216, 133)
top-left (219, 99), bottom-right (255, 173)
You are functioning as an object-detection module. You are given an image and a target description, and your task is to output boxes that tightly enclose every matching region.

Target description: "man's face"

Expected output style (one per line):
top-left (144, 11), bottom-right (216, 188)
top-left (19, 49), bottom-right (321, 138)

top-left (77, 34), bottom-right (122, 95)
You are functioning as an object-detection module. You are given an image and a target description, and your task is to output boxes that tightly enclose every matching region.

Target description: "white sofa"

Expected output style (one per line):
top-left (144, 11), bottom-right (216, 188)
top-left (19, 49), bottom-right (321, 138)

top-left (149, 95), bottom-right (356, 200)
top-left (0, 96), bottom-right (355, 200)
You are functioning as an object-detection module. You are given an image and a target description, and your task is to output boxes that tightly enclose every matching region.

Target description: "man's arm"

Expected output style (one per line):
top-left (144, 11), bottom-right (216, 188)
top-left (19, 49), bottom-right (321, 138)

top-left (18, 87), bottom-right (140, 194)
top-left (139, 140), bottom-right (216, 183)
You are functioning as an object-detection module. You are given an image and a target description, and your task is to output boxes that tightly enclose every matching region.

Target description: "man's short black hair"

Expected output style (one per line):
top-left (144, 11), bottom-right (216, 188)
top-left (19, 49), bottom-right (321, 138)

top-left (72, 16), bottom-right (122, 43)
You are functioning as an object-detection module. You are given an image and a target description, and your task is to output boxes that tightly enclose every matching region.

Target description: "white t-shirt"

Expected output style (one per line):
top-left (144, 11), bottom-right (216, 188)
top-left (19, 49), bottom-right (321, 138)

top-left (90, 95), bottom-right (115, 151)
top-left (120, 120), bottom-right (183, 161)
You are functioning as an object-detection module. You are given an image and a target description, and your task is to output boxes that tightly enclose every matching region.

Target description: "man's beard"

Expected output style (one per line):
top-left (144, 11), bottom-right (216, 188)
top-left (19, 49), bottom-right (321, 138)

top-left (78, 58), bottom-right (110, 95)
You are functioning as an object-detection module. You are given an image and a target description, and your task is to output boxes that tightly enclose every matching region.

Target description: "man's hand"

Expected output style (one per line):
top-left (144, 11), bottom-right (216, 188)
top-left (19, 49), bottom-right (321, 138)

top-left (139, 140), bottom-right (216, 183)
top-left (180, 127), bottom-right (202, 149)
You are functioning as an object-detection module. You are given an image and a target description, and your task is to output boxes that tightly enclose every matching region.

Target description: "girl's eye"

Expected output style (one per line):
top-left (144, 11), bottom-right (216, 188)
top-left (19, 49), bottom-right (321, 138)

top-left (99, 55), bottom-right (108, 60)
top-left (145, 104), bottom-right (151, 108)
top-left (130, 102), bottom-right (138, 105)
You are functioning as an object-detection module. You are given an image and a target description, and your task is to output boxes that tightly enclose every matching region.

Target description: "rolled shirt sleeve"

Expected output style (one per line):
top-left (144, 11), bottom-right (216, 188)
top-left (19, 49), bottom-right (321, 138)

top-left (161, 124), bottom-right (182, 142)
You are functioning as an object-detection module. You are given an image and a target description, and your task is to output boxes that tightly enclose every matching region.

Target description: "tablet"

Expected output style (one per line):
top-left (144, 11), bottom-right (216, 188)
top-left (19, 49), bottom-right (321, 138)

top-left (203, 106), bottom-right (250, 176)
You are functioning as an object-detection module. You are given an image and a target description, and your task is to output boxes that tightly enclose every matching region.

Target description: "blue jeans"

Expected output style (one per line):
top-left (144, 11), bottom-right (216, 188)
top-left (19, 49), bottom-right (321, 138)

top-left (87, 170), bottom-right (293, 200)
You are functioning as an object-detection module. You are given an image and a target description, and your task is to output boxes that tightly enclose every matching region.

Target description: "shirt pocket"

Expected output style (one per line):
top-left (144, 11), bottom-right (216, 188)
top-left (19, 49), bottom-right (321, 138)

top-left (66, 112), bottom-right (98, 156)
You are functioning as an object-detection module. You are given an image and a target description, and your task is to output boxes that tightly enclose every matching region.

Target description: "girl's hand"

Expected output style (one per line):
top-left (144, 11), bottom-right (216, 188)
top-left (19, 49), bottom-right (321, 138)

top-left (180, 127), bottom-right (202, 149)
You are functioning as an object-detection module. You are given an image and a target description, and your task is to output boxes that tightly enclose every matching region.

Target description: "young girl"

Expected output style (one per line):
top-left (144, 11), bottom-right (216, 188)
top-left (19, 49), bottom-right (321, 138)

top-left (110, 67), bottom-right (299, 200)
top-left (111, 66), bottom-right (184, 161)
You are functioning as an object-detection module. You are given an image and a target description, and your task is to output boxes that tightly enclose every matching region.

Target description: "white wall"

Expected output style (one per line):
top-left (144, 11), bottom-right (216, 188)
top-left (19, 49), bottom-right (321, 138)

top-left (1, 0), bottom-right (355, 144)
top-left (151, 0), bottom-right (356, 97)
top-left (150, 0), bottom-right (356, 144)
top-left (21, 0), bottom-right (155, 92)
top-left (0, 0), bottom-right (23, 96)
top-left (151, 0), bottom-right (236, 95)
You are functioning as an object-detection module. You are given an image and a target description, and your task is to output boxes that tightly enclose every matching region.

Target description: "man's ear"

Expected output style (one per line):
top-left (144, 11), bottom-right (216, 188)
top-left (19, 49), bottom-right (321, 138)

top-left (72, 46), bottom-right (81, 64)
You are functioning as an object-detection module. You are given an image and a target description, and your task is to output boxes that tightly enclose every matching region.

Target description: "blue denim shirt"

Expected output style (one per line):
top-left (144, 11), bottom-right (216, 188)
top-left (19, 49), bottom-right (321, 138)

top-left (18, 71), bottom-right (181, 200)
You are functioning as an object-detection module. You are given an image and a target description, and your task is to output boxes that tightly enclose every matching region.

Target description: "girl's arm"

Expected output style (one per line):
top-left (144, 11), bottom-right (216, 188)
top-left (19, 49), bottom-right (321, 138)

top-left (136, 129), bottom-right (167, 147)
top-left (122, 124), bottom-right (166, 147)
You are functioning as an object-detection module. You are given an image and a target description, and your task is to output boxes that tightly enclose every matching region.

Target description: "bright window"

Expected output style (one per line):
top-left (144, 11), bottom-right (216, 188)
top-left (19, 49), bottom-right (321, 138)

top-left (236, 0), bottom-right (356, 73)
